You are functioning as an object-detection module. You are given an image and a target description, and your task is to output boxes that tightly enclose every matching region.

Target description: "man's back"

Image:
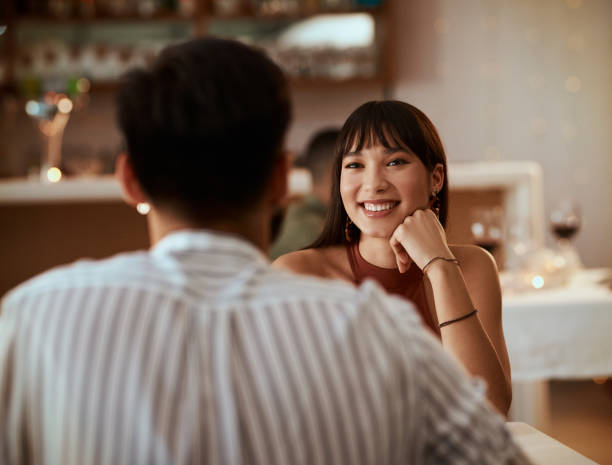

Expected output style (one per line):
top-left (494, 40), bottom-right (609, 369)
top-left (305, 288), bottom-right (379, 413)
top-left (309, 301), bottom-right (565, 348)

top-left (0, 230), bottom-right (526, 465)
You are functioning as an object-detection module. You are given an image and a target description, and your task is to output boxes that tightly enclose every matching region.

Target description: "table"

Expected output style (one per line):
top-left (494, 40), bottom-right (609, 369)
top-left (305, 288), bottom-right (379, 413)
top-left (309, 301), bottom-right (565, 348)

top-left (502, 270), bottom-right (612, 428)
top-left (508, 422), bottom-right (597, 464)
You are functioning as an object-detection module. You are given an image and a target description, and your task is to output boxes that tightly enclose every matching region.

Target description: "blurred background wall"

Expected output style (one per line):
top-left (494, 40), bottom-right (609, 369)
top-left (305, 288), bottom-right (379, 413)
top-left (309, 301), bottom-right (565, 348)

top-left (1, 0), bottom-right (611, 267)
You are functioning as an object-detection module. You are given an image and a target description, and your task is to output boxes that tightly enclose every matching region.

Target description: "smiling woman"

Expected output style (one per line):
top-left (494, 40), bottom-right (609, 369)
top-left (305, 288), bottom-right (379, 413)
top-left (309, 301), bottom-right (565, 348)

top-left (273, 100), bottom-right (513, 415)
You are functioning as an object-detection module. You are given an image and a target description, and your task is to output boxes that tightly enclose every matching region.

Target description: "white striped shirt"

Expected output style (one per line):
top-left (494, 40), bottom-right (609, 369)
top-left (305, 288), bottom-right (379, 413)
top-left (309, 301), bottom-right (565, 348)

top-left (0, 230), bottom-right (528, 465)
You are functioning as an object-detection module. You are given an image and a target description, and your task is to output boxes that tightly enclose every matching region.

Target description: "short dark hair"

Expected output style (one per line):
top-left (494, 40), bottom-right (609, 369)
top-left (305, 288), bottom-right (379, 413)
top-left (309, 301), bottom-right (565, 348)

top-left (311, 100), bottom-right (449, 248)
top-left (297, 128), bottom-right (340, 184)
top-left (116, 38), bottom-right (291, 221)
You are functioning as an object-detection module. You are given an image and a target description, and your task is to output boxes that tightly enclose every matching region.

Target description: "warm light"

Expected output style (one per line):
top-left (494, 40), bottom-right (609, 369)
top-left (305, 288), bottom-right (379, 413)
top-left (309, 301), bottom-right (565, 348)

top-left (47, 167), bottom-right (62, 183)
top-left (565, 76), bottom-right (581, 93)
top-left (25, 100), bottom-right (40, 116)
top-left (565, 0), bottom-right (583, 9)
top-left (136, 202), bottom-right (151, 215)
top-left (553, 255), bottom-right (566, 268)
top-left (471, 222), bottom-right (484, 237)
top-left (593, 377), bottom-right (608, 384)
top-left (57, 97), bottom-right (73, 113)
top-left (278, 14), bottom-right (374, 49)
top-left (76, 78), bottom-right (91, 93)
top-left (531, 275), bottom-right (545, 289)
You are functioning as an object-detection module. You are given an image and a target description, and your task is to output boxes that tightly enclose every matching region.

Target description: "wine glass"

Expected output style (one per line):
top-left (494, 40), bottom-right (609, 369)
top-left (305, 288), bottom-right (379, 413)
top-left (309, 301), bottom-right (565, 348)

top-left (25, 91), bottom-right (73, 183)
top-left (550, 200), bottom-right (583, 270)
top-left (470, 206), bottom-right (504, 255)
top-left (550, 201), bottom-right (581, 245)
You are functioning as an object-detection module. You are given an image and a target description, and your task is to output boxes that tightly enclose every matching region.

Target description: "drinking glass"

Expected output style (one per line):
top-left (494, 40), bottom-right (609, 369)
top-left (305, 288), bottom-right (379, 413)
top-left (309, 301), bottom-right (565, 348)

top-left (549, 200), bottom-right (583, 270)
top-left (25, 92), bottom-right (73, 182)
top-left (550, 200), bottom-right (581, 245)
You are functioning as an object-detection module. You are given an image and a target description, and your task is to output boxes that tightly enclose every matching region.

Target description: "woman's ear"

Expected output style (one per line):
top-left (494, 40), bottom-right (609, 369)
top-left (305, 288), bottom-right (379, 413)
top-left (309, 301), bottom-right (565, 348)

top-left (431, 163), bottom-right (445, 193)
top-left (115, 153), bottom-right (147, 207)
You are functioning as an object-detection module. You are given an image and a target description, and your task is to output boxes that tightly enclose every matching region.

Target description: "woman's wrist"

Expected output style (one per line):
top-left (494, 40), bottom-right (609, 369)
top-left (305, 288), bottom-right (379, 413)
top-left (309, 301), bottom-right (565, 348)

top-left (422, 255), bottom-right (459, 275)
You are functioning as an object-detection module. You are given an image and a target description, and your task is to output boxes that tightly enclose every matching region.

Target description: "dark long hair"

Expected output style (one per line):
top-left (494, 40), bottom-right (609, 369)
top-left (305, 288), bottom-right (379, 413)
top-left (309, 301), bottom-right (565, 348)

top-left (310, 100), bottom-right (449, 248)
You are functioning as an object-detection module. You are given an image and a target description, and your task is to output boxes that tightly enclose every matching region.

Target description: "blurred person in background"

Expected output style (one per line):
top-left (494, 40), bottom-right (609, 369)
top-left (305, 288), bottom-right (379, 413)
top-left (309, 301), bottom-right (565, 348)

top-left (0, 40), bottom-right (527, 465)
top-left (274, 100), bottom-right (512, 415)
top-left (269, 128), bottom-right (339, 259)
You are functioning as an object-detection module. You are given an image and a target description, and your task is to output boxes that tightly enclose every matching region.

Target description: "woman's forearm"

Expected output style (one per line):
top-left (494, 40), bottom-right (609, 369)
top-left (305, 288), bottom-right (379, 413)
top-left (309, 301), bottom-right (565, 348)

top-left (426, 261), bottom-right (512, 414)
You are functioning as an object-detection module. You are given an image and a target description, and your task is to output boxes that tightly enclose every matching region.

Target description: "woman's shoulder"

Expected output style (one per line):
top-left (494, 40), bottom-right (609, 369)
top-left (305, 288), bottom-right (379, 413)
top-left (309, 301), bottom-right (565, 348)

top-left (449, 244), bottom-right (499, 277)
top-left (272, 245), bottom-right (350, 279)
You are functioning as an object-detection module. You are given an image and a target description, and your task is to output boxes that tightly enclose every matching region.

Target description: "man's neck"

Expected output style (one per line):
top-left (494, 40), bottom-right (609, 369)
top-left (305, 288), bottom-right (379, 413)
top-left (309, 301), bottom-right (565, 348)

top-left (146, 207), bottom-right (269, 253)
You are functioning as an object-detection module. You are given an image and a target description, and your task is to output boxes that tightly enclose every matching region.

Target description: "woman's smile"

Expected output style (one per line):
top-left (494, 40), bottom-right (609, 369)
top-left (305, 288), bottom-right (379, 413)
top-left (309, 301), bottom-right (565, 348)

top-left (360, 200), bottom-right (400, 217)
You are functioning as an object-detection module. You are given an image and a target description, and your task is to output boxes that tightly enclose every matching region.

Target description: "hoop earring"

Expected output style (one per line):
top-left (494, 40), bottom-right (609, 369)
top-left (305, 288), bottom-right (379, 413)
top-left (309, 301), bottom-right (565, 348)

top-left (345, 217), bottom-right (353, 243)
top-left (430, 191), bottom-right (441, 218)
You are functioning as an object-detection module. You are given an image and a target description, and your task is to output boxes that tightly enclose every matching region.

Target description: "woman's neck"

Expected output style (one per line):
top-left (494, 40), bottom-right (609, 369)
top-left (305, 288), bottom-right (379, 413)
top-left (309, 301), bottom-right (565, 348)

top-left (358, 235), bottom-right (412, 270)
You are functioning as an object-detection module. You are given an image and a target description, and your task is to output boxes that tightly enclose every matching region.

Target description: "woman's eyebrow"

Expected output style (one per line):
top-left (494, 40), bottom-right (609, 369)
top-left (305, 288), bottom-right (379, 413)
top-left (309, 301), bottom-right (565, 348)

top-left (384, 146), bottom-right (408, 154)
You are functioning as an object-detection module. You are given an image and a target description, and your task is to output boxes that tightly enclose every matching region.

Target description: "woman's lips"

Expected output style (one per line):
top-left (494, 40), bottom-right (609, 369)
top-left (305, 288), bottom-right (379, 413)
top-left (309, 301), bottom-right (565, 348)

top-left (360, 201), bottom-right (399, 218)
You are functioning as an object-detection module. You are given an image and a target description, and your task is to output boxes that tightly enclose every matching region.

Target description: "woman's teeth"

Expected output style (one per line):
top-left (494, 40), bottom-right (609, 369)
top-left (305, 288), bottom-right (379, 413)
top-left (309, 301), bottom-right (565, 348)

top-left (364, 202), bottom-right (396, 212)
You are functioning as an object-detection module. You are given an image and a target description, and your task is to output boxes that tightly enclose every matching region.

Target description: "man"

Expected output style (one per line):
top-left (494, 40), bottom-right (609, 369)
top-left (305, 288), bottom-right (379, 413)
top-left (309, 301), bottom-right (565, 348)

top-left (0, 38), bottom-right (529, 465)
top-left (269, 128), bottom-right (339, 259)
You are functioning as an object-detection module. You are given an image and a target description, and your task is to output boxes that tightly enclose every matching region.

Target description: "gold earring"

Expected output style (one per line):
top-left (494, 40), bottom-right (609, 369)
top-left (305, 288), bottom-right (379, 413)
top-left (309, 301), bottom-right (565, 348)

top-left (345, 217), bottom-right (353, 243)
top-left (136, 202), bottom-right (150, 215)
top-left (430, 191), bottom-right (440, 217)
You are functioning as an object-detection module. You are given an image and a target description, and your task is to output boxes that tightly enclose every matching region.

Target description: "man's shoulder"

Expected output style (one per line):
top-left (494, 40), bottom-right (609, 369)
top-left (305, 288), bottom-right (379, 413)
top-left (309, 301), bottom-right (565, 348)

top-left (261, 265), bottom-right (422, 325)
top-left (2, 250), bottom-right (151, 305)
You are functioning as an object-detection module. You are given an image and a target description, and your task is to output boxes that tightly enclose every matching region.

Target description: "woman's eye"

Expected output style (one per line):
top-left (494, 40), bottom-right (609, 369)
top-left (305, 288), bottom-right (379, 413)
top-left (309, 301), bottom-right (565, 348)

top-left (344, 162), bottom-right (362, 169)
top-left (388, 158), bottom-right (408, 166)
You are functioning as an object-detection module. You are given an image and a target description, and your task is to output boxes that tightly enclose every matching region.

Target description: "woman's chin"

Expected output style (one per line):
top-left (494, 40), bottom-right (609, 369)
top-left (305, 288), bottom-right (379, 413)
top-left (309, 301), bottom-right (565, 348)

top-left (359, 228), bottom-right (395, 241)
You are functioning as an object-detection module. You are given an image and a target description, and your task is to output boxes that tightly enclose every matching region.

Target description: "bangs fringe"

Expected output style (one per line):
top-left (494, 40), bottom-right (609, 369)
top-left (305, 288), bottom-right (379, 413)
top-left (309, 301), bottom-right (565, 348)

top-left (338, 102), bottom-right (416, 157)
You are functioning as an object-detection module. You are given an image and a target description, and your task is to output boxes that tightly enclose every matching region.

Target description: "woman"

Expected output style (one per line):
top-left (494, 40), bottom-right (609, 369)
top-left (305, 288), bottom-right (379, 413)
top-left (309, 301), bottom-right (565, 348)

top-left (273, 100), bottom-right (512, 414)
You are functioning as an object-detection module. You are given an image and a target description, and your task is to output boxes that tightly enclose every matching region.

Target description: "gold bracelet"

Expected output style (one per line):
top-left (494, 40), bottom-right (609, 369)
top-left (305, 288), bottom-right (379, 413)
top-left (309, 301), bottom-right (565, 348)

top-left (439, 309), bottom-right (478, 328)
top-left (422, 256), bottom-right (459, 275)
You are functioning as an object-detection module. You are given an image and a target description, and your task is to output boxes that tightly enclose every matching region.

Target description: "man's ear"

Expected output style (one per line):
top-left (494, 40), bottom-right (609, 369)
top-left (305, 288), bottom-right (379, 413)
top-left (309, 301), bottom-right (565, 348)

top-left (268, 151), bottom-right (291, 207)
top-left (431, 163), bottom-right (445, 193)
top-left (115, 153), bottom-right (147, 207)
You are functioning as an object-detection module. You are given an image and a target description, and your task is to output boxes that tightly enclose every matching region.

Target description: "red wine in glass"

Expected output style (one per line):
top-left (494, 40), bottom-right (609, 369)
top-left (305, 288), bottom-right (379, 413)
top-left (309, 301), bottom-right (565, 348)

top-left (551, 223), bottom-right (579, 240)
top-left (550, 202), bottom-right (581, 243)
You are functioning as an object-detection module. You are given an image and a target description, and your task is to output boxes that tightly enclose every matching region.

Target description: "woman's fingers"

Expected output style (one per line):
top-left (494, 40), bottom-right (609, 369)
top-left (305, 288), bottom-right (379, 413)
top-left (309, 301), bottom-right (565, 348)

top-left (390, 209), bottom-right (452, 270)
top-left (390, 229), bottom-right (411, 273)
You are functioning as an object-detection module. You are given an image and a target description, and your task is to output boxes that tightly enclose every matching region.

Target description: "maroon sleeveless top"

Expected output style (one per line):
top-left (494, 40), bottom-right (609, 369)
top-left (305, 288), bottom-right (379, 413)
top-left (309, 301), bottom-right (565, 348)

top-left (346, 241), bottom-right (440, 337)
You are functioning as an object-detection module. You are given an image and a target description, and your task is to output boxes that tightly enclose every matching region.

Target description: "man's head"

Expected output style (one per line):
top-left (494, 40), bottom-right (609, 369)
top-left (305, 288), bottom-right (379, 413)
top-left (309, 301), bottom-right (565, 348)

top-left (116, 38), bottom-right (292, 228)
top-left (298, 128), bottom-right (339, 205)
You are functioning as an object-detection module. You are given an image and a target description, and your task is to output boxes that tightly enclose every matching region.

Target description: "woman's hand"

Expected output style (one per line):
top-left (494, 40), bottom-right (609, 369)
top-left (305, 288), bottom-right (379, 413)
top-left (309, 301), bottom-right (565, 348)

top-left (389, 209), bottom-right (454, 273)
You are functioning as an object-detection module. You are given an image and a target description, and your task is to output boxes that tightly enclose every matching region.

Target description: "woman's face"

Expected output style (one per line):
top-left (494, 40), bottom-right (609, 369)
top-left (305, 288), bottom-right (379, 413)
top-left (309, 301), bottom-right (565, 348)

top-left (340, 143), bottom-right (443, 239)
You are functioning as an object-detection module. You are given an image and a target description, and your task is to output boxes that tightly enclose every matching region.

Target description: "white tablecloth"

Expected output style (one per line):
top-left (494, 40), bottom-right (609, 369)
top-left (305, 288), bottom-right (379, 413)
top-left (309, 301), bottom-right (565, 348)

top-left (503, 280), bottom-right (612, 381)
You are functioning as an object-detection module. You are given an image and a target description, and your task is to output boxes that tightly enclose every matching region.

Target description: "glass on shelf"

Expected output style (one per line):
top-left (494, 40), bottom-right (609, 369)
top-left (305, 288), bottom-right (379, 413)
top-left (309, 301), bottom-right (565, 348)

top-left (25, 91), bottom-right (73, 183)
top-left (22, 69), bottom-right (91, 182)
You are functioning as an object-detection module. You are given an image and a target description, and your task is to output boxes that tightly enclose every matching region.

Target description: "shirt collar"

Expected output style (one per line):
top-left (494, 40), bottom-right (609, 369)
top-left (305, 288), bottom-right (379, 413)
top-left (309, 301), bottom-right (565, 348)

top-left (151, 229), bottom-right (269, 266)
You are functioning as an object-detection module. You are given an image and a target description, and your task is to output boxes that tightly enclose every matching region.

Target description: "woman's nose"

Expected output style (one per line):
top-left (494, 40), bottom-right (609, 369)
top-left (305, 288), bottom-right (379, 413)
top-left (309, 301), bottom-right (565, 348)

top-left (363, 166), bottom-right (388, 193)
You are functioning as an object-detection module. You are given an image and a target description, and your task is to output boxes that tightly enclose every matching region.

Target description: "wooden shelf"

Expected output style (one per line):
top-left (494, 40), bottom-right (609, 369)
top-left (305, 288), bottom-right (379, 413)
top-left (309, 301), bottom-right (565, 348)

top-left (210, 6), bottom-right (383, 21)
top-left (15, 13), bottom-right (196, 25)
top-left (83, 75), bottom-right (385, 93)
